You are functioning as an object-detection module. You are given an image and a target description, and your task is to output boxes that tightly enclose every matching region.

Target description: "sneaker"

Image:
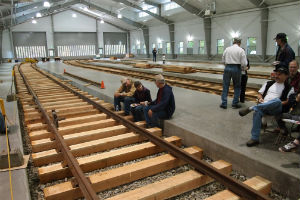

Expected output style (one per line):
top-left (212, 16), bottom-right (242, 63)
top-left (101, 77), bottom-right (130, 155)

top-left (232, 104), bottom-right (242, 109)
top-left (279, 142), bottom-right (298, 152)
top-left (220, 104), bottom-right (227, 109)
top-left (246, 139), bottom-right (259, 147)
top-left (239, 107), bottom-right (252, 116)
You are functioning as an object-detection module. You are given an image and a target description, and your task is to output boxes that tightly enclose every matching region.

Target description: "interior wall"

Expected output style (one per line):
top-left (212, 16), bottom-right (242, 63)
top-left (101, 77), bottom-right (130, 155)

top-left (1, 10), bottom-right (126, 58)
top-left (130, 3), bottom-right (300, 58)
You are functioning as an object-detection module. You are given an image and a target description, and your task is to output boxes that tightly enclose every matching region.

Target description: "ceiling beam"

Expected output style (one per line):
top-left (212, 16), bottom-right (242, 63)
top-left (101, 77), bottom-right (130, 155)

top-left (247, 0), bottom-right (268, 8)
top-left (110, 0), bottom-right (172, 24)
top-left (70, 8), bottom-right (130, 32)
top-left (80, 0), bottom-right (146, 29)
top-left (13, 0), bottom-right (80, 25)
top-left (144, 0), bottom-right (160, 8)
top-left (171, 0), bottom-right (204, 18)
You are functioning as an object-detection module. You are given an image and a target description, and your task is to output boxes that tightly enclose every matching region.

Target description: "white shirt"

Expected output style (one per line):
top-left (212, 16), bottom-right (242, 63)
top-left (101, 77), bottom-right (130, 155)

top-left (258, 81), bottom-right (294, 103)
top-left (222, 44), bottom-right (248, 67)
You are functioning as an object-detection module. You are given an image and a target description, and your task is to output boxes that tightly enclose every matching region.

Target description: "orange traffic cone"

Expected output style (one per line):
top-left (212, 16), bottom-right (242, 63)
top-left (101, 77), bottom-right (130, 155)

top-left (64, 69), bottom-right (66, 73)
top-left (100, 80), bottom-right (105, 89)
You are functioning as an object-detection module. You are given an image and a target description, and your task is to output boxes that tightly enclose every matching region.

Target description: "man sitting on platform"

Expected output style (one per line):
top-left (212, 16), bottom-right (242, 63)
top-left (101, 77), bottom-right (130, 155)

top-left (239, 67), bottom-right (294, 147)
top-left (143, 74), bottom-right (175, 128)
top-left (131, 81), bottom-right (152, 122)
top-left (114, 77), bottom-right (136, 116)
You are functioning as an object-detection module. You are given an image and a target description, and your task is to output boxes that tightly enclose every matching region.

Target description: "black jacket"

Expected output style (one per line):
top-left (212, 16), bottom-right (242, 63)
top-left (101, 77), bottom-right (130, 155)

top-left (150, 84), bottom-right (175, 118)
top-left (275, 43), bottom-right (295, 69)
top-left (133, 87), bottom-right (152, 103)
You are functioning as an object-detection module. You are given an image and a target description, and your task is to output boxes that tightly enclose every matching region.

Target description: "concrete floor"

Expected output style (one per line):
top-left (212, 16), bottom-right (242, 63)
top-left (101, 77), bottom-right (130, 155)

top-left (0, 63), bottom-right (31, 200)
top-left (85, 61), bottom-right (267, 88)
top-left (39, 61), bottom-right (300, 199)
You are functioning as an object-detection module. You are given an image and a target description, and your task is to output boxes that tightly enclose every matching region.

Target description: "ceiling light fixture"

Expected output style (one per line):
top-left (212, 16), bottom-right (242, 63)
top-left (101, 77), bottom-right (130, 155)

top-left (72, 13), bottom-right (77, 18)
top-left (36, 12), bottom-right (42, 18)
top-left (32, 20), bottom-right (37, 24)
top-left (100, 19), bottom-right (104, 23)
top-left (43, 1), bottom-right (50, 7)
top-left (117, 13), bottom-right (122, 19)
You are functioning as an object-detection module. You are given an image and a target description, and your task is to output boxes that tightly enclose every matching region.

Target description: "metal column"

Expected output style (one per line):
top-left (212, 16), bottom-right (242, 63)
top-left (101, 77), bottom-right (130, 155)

top-left (261, 8), bottom-right (269, 62)
top-left (168, 24), bottom-right (175, 59)
top-left (127, 31), bottom-right (131, 54)
top-left (143, 28), bottom-right (150, 58)
top-left (203, 17), bottom-right (212, 59)
top-left (8, 28), bottom-right (15, 59)
top-left (96, 19), bottom-right (100, 55)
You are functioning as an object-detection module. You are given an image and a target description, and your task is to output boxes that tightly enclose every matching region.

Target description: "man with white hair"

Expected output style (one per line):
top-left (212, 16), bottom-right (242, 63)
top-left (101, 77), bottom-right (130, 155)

top-left (114, 77), bottom-right (136, 115)
top-left (143, 74), bottom-right (175, 128)
top-left (220, 38), bottom-right (248, 109)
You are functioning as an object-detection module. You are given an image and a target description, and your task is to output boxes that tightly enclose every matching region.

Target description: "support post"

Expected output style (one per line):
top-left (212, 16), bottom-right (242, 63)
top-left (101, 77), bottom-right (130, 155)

top-left (143, 28), bottom-right (150, 58)
top-left (168, 24), bottom-right (175, 59)
top-left (203, 17), bottom-right (212, 59)
top-left (96, 19), bottom-right (100, 55)
top-left (127, 31), bottom-right (131, 54)
top-left (261, 8), bottom-right (269, 62)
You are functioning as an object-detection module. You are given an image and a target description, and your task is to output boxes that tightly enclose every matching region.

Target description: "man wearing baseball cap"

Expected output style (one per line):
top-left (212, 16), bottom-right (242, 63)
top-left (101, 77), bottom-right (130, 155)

top-left (239, 67), bottom-right (294, 147)
top-left (273, 33), bottom-right (295, 70)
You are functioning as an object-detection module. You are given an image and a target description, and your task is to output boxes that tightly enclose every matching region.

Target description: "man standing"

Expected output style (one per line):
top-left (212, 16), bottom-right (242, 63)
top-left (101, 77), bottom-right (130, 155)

top-left (239, 67), bottom-right (294, 147)
top-left (220, 38), bottom-right (248, 109)
top-left (273, 33), bottom-right (295, 70)
top-left (143, 74), bottom-right (175, 128)
top-left (152, 48), bottom-right (157, 62)
top-left (114, 77), bottom-right (136, 115)
top-left (131, 81), bottom-right (152, 122)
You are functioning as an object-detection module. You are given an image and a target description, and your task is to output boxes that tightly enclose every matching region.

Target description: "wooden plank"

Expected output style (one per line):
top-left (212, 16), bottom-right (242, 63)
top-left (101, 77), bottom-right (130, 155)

top-left (107, 160), bottom-right (232, 200)
top-left (30, 119), bottom-right (116, 145)
top-left (38, 136), bottom-right (181, 183)
top-left (205, 176), bottom-right (272, 200)
top-left (27, 113), bottom-right (107, 132)
top-left (44, 146), bottom-right (203, 200)
top-left (24, 104), bottom-right (95, 119)
top-left (25, 109), bottom-right (100, 125)
top-left (32, 127), bottom-right (161, 167)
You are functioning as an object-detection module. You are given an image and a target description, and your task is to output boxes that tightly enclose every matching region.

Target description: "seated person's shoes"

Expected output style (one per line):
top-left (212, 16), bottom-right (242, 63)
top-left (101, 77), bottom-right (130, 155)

top-left (279, 142), bottom-right (298, 152)
top-left (239, 107), bottom-right (251, 116)
top-left (246, 139), bottom-right (259, 147)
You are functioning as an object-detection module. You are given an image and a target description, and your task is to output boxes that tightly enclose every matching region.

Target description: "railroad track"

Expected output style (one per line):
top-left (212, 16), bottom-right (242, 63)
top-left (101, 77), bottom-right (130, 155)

top-left (16, 63), bottom-right (272, 200)
top-left (84, 59), bottom-right (271, 79)
top-left (63, 60), bottom-right (259, 102)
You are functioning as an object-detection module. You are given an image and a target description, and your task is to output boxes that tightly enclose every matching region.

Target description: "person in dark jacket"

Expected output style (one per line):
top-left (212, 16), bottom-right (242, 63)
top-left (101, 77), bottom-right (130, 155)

top-left (273, 33), bottom-right (295, 70)
top-left (130, 81), bottom-right (152, 122)
top-left (240, 57), bottom-right (250, 103)
top-left (152, 48), bottom-right (157, 62)
top-left (143, 74), bottom-right (175, 128)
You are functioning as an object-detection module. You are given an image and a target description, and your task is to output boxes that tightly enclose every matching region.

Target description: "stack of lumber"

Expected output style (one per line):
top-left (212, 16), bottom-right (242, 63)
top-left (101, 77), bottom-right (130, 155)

top-left (125, 54), bottom-right (134, 58)
top-left (162, 65), bottom-right (196, 74)
top-left (110, 56), bottom-right (118, 60)
top-left (134, 63), bottom-right (152, 68)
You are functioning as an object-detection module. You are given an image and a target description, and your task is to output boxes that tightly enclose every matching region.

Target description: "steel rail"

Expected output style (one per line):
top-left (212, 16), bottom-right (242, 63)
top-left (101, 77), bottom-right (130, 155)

top-left (32, 64), bottom-right (271, 200)
top-left (64, 70), bottom-right (257, 102)
top-left (17, 64), bottom-right (100, 200)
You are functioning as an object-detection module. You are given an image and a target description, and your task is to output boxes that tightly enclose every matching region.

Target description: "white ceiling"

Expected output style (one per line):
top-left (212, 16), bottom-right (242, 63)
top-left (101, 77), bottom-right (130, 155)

top-left (1, 0), bottom-right (299, 30)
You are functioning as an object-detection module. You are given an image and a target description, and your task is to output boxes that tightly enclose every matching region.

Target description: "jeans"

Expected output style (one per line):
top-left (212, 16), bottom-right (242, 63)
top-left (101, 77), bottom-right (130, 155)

top-left (221, 65), bottom-right (241, 106)
top-left (153, 55), bottom-right (156, 62)
top-left (240, 74), bottom-right (248, 103)
top-left (114, 96), bottom-right (135, 115)
top-left (251, 98), bottom-right (282, 140)
top-left (143, 106), bottom-right (168, 127)
top-left (131, 105), bottom-right (145, 122)
top-left (0, 112), bottom-right (5, 133)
